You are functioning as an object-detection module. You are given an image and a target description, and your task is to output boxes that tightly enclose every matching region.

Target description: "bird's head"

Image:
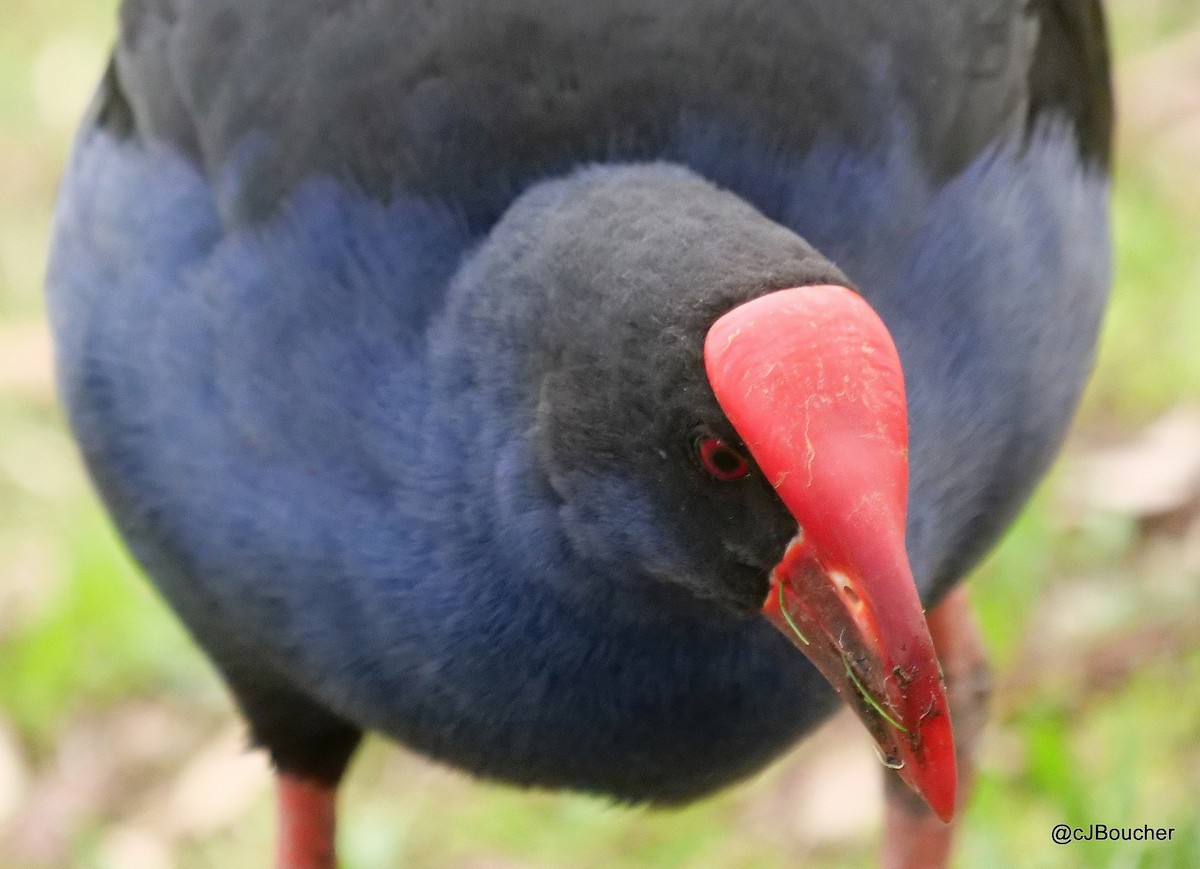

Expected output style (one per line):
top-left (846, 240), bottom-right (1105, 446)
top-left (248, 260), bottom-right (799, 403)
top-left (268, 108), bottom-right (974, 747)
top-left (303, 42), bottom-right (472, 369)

top-left (457, 164), bottom-right (955, 819)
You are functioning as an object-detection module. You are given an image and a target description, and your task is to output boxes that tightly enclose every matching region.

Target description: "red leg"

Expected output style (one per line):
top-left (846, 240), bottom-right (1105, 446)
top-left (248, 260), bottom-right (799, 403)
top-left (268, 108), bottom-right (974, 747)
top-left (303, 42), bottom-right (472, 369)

top-left (882, 587), bottom-right (991, 869)
top-left (276, 772), bottom-right (339, 869)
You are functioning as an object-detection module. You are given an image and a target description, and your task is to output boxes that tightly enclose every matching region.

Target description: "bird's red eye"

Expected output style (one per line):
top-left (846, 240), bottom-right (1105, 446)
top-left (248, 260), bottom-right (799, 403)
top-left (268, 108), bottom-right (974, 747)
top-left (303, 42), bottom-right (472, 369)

top-left (696, 435), bottom-right (750, 481)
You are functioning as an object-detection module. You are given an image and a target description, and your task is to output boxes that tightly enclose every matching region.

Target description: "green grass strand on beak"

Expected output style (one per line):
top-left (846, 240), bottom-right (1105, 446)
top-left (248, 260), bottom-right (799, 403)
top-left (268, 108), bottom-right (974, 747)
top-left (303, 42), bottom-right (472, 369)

top-left (777, 582), bottom-right (810, 645)
top-left (842, 653), bottom-right (909, 733)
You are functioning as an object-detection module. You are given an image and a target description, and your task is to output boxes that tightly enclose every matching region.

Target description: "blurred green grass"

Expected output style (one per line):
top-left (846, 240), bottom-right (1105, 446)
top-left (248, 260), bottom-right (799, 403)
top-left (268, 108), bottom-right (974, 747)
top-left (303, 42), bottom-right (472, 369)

top-left (2, 1), bottom-right (1200, 867)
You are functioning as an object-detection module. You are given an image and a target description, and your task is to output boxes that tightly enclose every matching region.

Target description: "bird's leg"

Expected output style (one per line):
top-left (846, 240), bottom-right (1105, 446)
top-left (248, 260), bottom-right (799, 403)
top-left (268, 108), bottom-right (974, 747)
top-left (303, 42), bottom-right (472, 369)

top-left (882, 587), bottom-right (991, 869)
top-left (276, 772), bottom-right (340, 869)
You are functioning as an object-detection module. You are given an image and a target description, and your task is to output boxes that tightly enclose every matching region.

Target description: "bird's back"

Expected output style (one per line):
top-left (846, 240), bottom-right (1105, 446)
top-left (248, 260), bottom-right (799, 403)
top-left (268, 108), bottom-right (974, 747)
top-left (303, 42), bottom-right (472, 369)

top-left (104, 0), bottom-right (1109, 218)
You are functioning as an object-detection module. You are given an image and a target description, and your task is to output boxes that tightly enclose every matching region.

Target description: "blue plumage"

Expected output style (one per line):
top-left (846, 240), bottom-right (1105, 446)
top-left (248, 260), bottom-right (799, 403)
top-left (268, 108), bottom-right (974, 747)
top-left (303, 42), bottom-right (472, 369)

top-left (49, 98), bottom-right (1107, 800)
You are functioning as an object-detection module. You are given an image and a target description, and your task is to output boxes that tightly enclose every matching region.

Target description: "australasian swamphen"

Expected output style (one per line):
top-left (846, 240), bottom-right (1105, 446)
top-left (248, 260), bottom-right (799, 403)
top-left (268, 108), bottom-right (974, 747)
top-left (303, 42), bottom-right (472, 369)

top-left (47, 1), bottom-right (1113, 866)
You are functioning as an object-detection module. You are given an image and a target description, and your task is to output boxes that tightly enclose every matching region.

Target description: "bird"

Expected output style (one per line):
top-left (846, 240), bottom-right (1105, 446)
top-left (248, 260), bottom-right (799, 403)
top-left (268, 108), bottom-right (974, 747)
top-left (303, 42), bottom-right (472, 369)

top-left (46, 1), bottom-right (1112, 867)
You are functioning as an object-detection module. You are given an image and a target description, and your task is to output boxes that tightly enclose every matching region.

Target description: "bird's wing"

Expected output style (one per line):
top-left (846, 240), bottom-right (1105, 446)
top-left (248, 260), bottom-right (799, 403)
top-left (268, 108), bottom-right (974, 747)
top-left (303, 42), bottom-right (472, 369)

top-left (95, 0), bottom-right (1111, 222)
top-left (1026, 0), bottom-right (1113, 166)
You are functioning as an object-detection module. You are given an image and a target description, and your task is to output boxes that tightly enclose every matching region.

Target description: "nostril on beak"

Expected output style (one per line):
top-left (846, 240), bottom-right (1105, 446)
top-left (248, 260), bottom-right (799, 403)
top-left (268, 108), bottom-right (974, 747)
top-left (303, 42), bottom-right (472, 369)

top-left (830, 570), bottom-right (865, 612)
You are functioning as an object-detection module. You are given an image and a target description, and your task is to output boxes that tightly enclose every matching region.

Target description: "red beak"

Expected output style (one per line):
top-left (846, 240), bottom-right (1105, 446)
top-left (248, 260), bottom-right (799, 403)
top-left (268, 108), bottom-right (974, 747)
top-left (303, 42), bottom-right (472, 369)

top-left (704, 285), bottom-right (956, 822)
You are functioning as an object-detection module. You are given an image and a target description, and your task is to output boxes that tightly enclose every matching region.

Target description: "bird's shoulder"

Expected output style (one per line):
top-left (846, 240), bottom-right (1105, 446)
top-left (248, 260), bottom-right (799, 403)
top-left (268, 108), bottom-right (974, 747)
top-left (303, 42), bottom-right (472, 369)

top-left (97, 0), bottom-right (1111, 220)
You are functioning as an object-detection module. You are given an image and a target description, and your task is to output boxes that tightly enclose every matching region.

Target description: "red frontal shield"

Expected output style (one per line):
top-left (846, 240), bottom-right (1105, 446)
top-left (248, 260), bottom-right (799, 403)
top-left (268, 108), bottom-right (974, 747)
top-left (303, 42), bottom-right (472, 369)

top-left (704, 285), bottom-right (956, 822)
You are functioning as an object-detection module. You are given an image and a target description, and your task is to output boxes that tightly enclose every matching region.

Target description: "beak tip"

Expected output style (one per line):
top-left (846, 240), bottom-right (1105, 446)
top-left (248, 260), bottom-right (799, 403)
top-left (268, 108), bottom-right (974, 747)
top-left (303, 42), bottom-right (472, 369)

top-left (906, 707), bottom-right (958, 823)
top-left (925, 775), bottom-right (957, 825)
top-left (928, 787), bottom-right (957, 825)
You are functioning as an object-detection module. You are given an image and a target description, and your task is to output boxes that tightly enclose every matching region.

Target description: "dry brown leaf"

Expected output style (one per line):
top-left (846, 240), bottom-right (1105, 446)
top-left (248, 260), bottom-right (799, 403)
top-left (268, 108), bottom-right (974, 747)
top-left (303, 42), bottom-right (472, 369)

top-left (1067, 406), bottom-right (1200, 517)
top-left (154, 725), bottom-right (271, 838)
